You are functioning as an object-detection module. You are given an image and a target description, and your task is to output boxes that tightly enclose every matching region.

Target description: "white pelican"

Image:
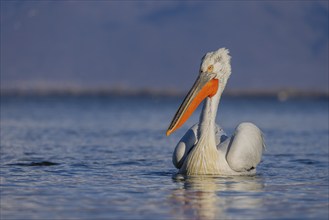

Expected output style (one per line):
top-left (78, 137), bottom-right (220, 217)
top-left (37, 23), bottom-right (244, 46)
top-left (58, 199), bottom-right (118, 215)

top-left (166, 48), bottom-right (264, 175)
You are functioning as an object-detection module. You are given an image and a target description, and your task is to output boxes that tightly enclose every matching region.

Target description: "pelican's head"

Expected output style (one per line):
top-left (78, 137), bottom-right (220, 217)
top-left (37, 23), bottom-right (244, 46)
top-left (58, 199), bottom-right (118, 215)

top-left (166, 48), bottom-right (231, 136)
top-left (200, 48), bottom-right (231, 84)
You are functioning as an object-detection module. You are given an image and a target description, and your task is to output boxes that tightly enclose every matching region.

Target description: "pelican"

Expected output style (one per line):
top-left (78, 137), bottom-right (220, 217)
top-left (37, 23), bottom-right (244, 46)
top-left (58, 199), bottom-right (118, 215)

top-left (166, 48), bottom-right (265, 175)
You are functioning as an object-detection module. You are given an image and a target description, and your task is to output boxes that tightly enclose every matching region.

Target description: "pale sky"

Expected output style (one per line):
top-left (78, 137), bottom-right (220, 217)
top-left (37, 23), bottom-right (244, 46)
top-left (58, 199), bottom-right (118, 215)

top-left (1, 1), bottom-right (328, 92)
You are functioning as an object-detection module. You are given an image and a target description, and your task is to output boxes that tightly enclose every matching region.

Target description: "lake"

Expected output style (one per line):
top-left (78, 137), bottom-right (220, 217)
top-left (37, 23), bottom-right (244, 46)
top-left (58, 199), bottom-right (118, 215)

top-left (1, 95), bottom-right (328, 219)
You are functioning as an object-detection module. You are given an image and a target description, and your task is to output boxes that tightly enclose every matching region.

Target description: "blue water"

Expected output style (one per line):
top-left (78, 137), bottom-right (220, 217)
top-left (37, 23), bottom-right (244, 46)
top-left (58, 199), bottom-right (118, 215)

top-left (1, 95), bottom-right (328, 219)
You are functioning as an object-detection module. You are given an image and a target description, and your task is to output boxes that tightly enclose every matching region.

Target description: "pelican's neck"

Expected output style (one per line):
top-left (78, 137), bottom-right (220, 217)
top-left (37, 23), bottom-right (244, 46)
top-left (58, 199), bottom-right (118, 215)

top-left (197, 85), bottom-right (223, 139)
top-left (182, 81), bottom-right (227, 175)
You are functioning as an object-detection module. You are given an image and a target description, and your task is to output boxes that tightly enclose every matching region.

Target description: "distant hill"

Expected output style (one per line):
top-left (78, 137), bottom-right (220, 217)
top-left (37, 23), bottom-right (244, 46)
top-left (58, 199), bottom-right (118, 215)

top-left (1, 86), bottom-right (328, 100)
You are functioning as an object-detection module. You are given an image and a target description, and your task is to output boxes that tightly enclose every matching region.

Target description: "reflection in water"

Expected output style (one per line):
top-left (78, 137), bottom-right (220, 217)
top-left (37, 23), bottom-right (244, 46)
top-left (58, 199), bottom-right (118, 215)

top-left (170, 174), bottom-right (265, 220)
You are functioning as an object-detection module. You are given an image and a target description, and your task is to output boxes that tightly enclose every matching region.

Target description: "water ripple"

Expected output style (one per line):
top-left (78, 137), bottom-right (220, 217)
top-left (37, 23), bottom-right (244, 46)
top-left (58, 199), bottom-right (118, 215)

top-left (6, 161), bottom-right (60, 166)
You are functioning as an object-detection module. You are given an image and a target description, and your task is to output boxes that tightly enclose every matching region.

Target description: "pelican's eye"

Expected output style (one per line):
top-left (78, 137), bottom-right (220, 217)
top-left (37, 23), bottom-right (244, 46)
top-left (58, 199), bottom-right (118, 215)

top-left (207, 65), bottom-right (214, 73)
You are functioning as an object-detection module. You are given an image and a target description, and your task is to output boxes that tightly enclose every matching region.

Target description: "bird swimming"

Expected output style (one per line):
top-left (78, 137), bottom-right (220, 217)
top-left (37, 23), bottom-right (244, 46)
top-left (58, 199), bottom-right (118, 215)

top-left (166, 48), bottom-right (265, 175)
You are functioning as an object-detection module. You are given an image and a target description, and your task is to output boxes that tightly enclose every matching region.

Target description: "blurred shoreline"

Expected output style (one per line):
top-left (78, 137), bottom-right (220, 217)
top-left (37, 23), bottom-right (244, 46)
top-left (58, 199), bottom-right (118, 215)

top-left (1, 87), bottom-right (328, 101)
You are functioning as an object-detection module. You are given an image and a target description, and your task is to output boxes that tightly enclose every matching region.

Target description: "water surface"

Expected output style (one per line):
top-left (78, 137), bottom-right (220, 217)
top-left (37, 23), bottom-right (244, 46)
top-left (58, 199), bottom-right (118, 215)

top-left (1, 95), bottom-right (328, 219)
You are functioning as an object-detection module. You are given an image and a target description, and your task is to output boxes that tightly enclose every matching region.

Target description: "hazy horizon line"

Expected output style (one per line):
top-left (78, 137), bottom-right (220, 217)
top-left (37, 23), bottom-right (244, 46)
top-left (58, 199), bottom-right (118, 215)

top-left (1, 86), bottom-right (328, 100)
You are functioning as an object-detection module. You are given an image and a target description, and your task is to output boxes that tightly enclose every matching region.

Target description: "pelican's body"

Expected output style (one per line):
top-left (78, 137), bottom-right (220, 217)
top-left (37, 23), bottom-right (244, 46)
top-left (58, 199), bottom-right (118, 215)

top-left (167, 48), bottom-right (264, 175)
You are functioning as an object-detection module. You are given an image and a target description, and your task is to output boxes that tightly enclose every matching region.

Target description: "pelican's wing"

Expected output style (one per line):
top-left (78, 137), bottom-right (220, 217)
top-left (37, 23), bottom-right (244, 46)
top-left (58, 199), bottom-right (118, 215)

top-left (172, 124), bottom-right (198, 169)
top-left (224, 122), bottom-right (265, 172)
